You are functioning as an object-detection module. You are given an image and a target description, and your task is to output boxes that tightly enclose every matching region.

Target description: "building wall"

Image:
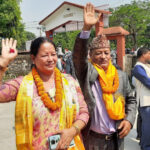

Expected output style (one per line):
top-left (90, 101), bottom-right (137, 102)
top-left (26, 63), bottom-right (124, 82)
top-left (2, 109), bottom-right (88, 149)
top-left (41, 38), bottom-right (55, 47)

top-left (124, 54), bottom-right (137, 77)
top-left (4, 53), bottom-right (32, 80)
top-left (44, 5), bottom-right (83, 31)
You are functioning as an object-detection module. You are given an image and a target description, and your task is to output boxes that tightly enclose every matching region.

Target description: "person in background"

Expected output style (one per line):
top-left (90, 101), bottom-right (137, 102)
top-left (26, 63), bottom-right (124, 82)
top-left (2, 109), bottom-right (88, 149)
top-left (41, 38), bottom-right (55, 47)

top-left (0, 37), bottom-right (89, 150)
top-left (73, 3), bottom-right (136, 150)
top-left (131, 74), bottom-right (141, 141)
top-left (57, 54), bottom-right (64, 72)
top-left (56, 46), bottom-right (64, 72)
top-left (132, 47), bottom-right (150, 150)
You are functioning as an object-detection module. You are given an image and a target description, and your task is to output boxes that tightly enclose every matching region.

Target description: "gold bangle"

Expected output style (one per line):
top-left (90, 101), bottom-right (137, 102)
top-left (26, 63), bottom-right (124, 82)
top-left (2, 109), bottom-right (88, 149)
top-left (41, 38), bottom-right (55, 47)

top-left (72, 124), bottom-right (80, 134)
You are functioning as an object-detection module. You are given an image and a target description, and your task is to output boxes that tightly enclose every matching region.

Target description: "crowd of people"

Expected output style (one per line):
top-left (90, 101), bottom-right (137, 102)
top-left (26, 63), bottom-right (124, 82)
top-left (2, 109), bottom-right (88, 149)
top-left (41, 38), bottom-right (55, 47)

top-left (0, 2), bottom-right (149, 150)
top-left (56, 48), bottom-right (74, 75)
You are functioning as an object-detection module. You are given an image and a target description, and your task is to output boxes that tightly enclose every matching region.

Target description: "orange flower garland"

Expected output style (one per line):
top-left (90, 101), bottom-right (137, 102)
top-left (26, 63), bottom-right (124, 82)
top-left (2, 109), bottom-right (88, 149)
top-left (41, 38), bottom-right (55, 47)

top-left (32, 67), bottom-right (63, 111)
top-left (99, 69), bottom-right (119, 94)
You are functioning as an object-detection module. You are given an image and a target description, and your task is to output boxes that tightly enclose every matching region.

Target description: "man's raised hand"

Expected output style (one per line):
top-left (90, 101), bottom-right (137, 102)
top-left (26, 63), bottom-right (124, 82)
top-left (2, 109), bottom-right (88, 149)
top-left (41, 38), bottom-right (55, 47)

top-left (83, 3), bottom-right (101, 31)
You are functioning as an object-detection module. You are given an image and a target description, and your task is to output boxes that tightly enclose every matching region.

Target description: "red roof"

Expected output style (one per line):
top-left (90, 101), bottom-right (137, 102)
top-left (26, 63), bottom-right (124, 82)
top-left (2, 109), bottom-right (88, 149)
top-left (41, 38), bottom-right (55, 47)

top-left (39, 1), bottom-right (110, 24)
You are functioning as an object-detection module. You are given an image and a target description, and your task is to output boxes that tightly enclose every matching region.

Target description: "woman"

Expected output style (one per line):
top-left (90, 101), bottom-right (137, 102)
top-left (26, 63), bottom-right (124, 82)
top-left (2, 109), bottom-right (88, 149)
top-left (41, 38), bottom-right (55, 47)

top-left (0, 37), bottom-right (89, 150)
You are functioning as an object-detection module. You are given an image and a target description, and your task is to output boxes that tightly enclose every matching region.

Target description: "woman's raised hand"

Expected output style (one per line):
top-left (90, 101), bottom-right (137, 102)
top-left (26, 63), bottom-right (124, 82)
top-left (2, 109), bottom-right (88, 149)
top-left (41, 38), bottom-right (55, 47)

top-left (83, 3), bottom-right (101, 31)
top-left (1, 38), bottom-right (18, 67)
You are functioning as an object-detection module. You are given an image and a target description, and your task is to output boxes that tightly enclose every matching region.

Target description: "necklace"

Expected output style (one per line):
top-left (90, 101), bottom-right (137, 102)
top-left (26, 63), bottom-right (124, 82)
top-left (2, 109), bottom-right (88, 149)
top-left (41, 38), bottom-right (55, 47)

top-left (32, 67), bottom-right (63, 111)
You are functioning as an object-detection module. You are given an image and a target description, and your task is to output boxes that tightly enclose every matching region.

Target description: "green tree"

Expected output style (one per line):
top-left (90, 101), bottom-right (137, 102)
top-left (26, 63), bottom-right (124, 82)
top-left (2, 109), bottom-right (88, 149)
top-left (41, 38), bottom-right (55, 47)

top-left (53, 28), bottom-right (96, 51)
top-left (53, 30), bottom-right (80, 51)
top-left (19, 31), bottom-right (36, 50)
top-left (0, 0), bottom-right (27, 50)
top-left (25, 31), bottom-right (36, 41)
top-left (109, 0), bottom-right (150, 50)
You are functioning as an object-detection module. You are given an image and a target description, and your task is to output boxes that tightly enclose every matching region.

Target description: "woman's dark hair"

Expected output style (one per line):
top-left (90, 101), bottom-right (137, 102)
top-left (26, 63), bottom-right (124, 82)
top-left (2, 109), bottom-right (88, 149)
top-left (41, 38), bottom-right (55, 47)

top-left (137, 47), bottom-right (150, 59)
top-left (30, 37), bottom-right (56, 56)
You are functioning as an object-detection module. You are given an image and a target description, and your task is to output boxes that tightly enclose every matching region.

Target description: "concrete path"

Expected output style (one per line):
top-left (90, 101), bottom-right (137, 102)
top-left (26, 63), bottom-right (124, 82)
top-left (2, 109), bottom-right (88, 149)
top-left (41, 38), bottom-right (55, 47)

top-left (0, 102), bottom-right (16, 150)
top-left (0, 102), bottom-right (141, 150)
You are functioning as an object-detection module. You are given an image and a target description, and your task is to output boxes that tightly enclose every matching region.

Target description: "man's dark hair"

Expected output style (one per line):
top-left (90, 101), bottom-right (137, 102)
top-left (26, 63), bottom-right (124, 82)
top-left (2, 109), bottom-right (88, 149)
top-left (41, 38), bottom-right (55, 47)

top-left (137, 47), bottom-right (150, 59)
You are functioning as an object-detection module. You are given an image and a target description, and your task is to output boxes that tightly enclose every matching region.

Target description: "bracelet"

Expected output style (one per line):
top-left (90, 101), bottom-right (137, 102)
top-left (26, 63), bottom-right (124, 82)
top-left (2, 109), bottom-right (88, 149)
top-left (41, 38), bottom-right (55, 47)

top-left (72, 124), bottom-right (80, 134)
top-left (0, 65), bottom-right (8, 72)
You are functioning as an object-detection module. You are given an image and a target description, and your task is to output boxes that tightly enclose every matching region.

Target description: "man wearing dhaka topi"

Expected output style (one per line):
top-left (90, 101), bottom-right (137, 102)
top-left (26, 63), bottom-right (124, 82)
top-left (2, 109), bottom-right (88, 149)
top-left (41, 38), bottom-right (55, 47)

top-left (73, 3), bottom-right (136, 150)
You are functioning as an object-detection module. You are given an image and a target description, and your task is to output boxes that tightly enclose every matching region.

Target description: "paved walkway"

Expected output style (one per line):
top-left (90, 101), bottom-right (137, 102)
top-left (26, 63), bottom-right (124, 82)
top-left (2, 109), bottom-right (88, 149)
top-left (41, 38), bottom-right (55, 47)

top-left (0, 102), bottom-right (16, 150)
top-left (0, 102), bottom-right (141, 150)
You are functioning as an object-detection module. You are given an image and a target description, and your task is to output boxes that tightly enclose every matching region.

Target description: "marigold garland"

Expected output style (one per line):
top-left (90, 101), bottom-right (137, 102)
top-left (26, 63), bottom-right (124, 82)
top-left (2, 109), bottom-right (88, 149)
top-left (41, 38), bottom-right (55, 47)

top-left (99, 69), bottom-right (119, 94)
top-left (32, 67), bottom-right (63, 111)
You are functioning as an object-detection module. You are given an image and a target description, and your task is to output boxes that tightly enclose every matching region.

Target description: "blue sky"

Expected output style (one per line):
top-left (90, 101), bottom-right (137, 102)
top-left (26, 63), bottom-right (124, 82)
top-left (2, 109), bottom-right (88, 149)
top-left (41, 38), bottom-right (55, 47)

top-left (20, 0), bottom-right (137, 36)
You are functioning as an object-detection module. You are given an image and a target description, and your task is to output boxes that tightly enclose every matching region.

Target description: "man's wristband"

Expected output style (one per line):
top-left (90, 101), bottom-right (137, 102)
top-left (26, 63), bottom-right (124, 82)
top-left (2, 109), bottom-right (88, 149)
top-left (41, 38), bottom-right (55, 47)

top-left (72, 124), bottom-right (80, 134)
